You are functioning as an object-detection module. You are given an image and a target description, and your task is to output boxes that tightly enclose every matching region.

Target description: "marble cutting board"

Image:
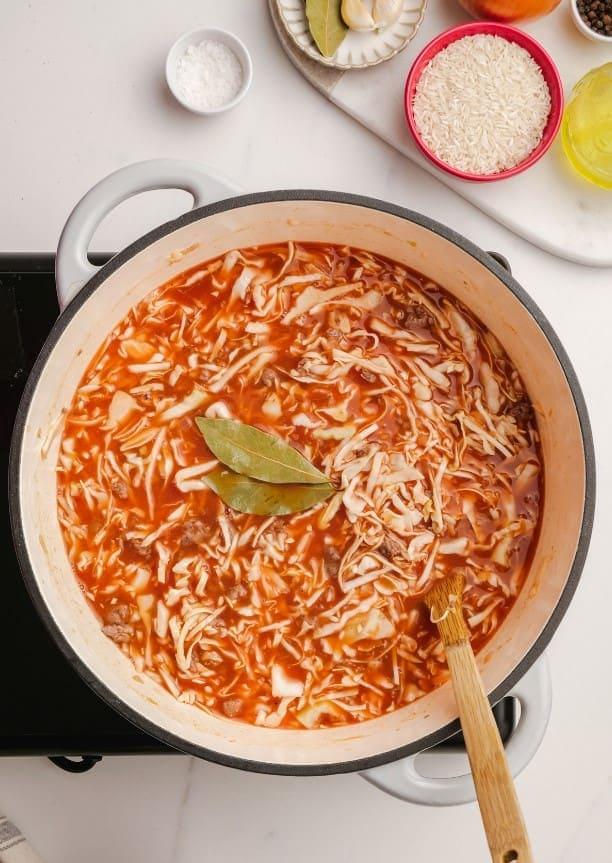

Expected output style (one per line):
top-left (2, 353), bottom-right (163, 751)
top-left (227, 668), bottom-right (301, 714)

top-left (269, 0), bottom-right (612, 267)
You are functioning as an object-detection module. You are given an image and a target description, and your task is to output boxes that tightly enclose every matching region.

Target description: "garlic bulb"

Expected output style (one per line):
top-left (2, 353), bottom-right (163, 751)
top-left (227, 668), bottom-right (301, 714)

top-left (341, 0), bottom-right (376, 31)
top-left (372, 0), bottom-right (403, 26)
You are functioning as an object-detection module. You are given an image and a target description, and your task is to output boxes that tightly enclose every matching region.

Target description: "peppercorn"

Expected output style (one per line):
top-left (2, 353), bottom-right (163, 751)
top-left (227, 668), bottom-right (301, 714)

top-left (577, 0), bottom-right (612, 36)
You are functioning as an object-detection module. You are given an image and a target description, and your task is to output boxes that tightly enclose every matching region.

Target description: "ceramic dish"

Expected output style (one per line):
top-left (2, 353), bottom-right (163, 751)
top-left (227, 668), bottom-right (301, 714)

top-left (404, 22), bottom-right (564, 183)
top-left (570, 0), bottom-right (612, 43)
top-left (166, 27), bottom-right (253, 115)
top-left (275, 0), bottom-right (427, 70)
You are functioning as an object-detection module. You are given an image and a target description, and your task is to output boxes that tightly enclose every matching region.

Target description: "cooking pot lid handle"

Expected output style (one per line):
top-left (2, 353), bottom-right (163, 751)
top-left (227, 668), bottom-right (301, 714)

top-left (55, 159), bottom-right (241, 311)
top-left (360, 653), bottom-right (551, 806)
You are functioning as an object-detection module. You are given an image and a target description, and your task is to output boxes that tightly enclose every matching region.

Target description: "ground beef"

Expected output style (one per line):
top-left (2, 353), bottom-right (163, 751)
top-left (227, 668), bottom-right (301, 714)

top-left (507, 395), bottom-right (532, 426)
top-left (106, 604), bottom-right (130, 625)
top-left (394, 302), bottom-right (433, 330)
top-left (222, 698), bottom-right (243, 718)
top-left (102, 623), bottom-right (134, 643)
top-left (124, 537), bottom-right (152, 559)
top-left (324, 545), bottom-right (342, 578)
top-left (379, 532), bottom-right (405, 560)
top-left (180, 518), bottom-right (209, 547)
top-left (110, 479), bottom-right (128, 499)
top-left (260, 367), bottom-right (277, 387)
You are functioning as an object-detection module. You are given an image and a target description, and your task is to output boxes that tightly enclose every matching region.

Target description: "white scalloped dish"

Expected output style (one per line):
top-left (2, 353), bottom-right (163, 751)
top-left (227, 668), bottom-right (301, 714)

top-left (276, 0), bottom-right (428, 70)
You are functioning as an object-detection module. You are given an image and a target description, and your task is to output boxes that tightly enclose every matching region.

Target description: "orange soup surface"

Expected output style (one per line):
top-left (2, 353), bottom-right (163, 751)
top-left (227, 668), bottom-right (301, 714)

top-left (57, 243), bottom-right (542, 729)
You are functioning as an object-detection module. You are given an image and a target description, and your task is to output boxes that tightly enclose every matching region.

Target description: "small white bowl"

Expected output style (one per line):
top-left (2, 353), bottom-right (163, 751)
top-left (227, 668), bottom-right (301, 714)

top-left (166, 27), bottom-right (253, 115)
top-left (570, 0), bottom-right (612, 43)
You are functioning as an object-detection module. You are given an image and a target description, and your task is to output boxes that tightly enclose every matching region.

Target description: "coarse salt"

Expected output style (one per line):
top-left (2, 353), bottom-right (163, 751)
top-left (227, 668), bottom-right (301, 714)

top-left (413, 35), bottom-right (551, 176)
top-left (175, 40), bottom-right (243, 111)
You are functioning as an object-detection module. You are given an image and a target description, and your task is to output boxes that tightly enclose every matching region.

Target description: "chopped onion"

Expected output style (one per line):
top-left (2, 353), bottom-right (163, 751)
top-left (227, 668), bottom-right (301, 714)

top-left (158, 388), bottom-right (207, 422)
top-left (342, 608), bottom-right (395, 644)
top-left (296, 700), bottom-right (345, 729)
top-left (271, 664), bottom-right (304, 698)
top-left (108, 391), bottom-right (139, 427)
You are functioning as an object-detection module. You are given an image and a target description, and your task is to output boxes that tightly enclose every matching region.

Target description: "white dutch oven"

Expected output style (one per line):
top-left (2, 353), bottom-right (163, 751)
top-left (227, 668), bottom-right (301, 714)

top-left (10, 161), bottom-right (594, 804)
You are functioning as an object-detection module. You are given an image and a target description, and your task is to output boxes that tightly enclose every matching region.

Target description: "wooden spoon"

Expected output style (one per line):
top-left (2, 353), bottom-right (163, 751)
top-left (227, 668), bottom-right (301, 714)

top-left (425, 572), bottom-right (534, 863)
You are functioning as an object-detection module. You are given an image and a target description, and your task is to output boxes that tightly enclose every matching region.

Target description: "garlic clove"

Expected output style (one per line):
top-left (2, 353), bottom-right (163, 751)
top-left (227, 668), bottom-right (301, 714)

top-left (372, 0), bottom-right (403, 27)
top-left (341, 0), bottom-right (376, 31)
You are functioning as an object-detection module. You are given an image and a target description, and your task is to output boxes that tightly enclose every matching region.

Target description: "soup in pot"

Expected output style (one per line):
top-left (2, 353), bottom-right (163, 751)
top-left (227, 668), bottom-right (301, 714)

top-left (56, 242), bottom-right (542, 729)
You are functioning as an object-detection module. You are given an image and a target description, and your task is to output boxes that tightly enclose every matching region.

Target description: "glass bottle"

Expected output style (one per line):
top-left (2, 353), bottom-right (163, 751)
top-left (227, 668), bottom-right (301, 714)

top-left (562, 63), bottom-right (612, 190)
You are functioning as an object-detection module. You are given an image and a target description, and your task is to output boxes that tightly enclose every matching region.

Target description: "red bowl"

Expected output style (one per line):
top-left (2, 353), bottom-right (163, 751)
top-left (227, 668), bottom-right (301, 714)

top-left (404, 22), bottom-right (564, 182)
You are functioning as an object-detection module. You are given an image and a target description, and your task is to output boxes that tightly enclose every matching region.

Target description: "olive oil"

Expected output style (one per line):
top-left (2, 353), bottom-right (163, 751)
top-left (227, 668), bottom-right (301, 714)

top-left (562, 63), bottom-right (612, 190)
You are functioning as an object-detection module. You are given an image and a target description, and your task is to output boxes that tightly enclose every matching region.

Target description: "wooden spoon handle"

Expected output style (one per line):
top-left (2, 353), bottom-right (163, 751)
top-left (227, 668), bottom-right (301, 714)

top-left (446, 642), bottom-right (534, 863)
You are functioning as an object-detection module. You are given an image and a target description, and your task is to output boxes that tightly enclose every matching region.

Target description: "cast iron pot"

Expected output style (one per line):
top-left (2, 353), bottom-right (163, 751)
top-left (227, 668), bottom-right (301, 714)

top-left (9, 161), bottom-right (595, 804)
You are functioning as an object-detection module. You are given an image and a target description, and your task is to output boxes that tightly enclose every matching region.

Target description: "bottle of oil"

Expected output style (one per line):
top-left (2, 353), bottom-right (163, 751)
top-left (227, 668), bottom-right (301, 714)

top-left (562, 63), bottom-right (612, 190)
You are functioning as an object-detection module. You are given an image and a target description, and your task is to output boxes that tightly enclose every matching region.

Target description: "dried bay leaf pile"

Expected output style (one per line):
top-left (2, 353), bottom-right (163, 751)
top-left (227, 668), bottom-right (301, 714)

top-left (196, 418), bottom-right (334, 515)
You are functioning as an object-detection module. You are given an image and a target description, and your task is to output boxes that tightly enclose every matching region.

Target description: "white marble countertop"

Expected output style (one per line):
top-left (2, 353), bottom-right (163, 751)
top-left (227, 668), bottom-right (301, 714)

top-left (1, 1), bottom-right (610, 861)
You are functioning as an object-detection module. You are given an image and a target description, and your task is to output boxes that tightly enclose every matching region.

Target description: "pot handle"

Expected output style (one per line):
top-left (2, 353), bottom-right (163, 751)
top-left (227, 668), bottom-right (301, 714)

top-left (361, 654), bottom-right (551, 806)
top-left (55, 159), bottom-right (241, 311)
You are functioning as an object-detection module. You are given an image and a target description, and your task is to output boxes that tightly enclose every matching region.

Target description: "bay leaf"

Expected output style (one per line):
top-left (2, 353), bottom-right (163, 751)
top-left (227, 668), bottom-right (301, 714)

top-left (205, 467), bottom-right (334, 516)
top-left (196, 417), bottom-right (330, 485)
top-left (306, 0), bottom-right (347, 58)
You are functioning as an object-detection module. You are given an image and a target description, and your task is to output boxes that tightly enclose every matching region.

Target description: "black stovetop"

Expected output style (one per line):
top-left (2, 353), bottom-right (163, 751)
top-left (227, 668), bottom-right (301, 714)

top-left (1, 254), bottom-right (514, 771)
top-left (1, 254), bottom-right (171, 766)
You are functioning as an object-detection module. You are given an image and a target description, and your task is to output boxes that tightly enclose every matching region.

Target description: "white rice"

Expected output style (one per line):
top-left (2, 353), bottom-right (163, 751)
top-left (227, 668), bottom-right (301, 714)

top-left (413, 34), bottom-right (551, 176)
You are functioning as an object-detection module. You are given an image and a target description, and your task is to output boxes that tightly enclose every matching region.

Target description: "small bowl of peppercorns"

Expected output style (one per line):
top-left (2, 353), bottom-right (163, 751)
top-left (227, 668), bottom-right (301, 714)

top-left (571, 0), bottom-right (612, 41)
